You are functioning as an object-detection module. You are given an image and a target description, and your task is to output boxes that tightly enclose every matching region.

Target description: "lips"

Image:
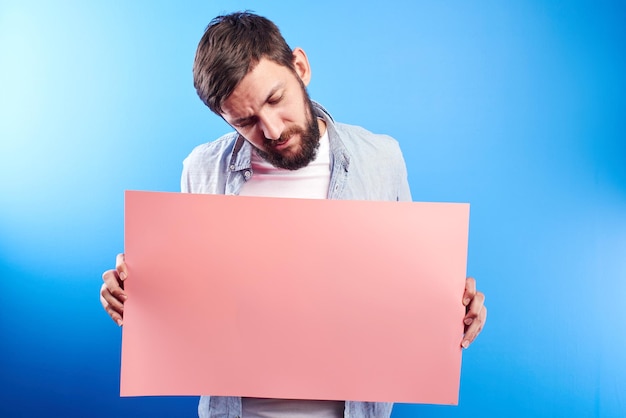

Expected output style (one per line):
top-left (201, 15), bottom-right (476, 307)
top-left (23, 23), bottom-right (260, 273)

top-left (271, 136), bottom-right (292, 151)
top-left (264, 125), bottom-right (304, 153)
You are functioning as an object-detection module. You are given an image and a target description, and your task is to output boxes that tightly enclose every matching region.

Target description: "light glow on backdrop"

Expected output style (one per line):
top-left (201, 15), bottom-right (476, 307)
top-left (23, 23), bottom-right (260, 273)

top-left (1, 1), bottom-right (624, 417)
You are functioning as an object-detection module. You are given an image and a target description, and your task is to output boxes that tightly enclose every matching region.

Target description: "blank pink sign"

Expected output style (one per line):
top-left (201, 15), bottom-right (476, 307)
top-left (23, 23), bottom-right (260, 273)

top-left (121, 191), bottom-right (469, 404)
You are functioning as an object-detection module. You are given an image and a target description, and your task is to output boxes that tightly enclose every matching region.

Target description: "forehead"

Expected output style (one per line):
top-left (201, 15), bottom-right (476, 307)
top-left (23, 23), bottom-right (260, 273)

top-left (221, 58), bottom-right (294, 118)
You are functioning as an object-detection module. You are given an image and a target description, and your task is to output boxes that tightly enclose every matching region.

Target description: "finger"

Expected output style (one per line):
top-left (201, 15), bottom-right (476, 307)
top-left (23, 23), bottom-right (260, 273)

top-left (100, 281), bottom-right (125, 314)
top-left (463, 290), bottom-right (485, 325)
top-left (462, 277), bottom-right (476, 306)
top-left (100, 283), bottom-right (124, 326)
top-left (461, 306), bottom-right (487, 348)
top-left (102, 269), bottom-right (127, 301)
top-left (115, 253), bottom-right (128, 282)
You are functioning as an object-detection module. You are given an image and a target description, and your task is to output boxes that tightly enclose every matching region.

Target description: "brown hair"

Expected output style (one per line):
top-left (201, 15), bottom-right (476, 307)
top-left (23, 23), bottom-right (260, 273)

top-left (193, 11), bottom-right (295, 114)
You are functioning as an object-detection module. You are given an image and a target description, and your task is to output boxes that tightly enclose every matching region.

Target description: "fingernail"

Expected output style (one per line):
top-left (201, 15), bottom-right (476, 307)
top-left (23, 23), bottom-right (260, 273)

top-left (464, 318), bottom-right (473, 326)
top-left (463, 298), bottom-right (470, 306)
top-left (117, 319), bottom-right (123, 327)
top-left (120, 272), bottom-right (127, 281)
top-left (462, 340), bottom-right (469, 349)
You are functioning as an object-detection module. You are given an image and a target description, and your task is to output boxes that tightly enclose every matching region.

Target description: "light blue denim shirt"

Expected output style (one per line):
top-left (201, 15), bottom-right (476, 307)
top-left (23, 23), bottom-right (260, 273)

top-left (181, 102), bottom-right (412, 418)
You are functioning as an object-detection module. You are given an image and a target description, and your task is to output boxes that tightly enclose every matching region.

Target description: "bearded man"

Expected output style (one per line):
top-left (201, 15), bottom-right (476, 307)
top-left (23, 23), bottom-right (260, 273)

top-left (100, 11), bottom-right (487, 418)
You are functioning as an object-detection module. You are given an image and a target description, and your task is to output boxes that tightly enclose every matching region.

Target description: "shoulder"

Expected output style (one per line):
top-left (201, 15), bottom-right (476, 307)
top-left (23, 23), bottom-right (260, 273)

top-left (182, 132), bottom-right (239, 170)
top-left (180, 131), bottom-right (241, 194)
top-left (334, 122), bottom-right (404, 159)
top-left (329, 121), bottom-right (412, 201)
top-left (315, 102), bottom-right (401, 152)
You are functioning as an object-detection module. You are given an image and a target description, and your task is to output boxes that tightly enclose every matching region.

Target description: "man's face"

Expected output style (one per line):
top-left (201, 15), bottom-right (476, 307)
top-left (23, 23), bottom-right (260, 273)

top-left (220, 58), bottom-right (321, 170)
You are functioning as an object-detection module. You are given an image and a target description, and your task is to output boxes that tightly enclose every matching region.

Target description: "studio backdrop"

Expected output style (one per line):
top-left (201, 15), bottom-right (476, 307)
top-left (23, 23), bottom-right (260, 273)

top-left (1, 1), bottom-right (624, 417)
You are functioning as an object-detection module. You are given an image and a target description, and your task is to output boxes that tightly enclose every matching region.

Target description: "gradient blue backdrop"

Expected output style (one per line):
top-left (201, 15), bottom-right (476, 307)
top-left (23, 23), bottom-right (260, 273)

top-left (1, 1), bottom-right (624, 417)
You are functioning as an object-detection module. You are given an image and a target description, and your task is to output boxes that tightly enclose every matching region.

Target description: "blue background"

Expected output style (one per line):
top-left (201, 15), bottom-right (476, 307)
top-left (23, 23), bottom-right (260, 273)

top-left (1, 1), bottom-right (624, 417)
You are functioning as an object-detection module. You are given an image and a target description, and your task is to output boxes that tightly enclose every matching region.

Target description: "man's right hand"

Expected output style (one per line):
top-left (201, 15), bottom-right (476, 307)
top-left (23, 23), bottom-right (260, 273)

top-left (100, 253), bottom-right (128, 326)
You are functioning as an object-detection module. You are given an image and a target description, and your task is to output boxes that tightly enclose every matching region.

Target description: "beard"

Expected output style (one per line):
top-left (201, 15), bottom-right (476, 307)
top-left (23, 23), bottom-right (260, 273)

top-left (254, 91), bottom-right (320, 171)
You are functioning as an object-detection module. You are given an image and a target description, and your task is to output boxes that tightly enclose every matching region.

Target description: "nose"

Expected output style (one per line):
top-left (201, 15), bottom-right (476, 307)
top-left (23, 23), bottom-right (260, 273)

top-left (258, 110), bottom-right (284, 141)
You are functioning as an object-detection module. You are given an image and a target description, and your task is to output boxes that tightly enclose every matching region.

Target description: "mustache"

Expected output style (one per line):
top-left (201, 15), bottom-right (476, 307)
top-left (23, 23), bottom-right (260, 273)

top-left (264, 126), bottom-right (304, 146)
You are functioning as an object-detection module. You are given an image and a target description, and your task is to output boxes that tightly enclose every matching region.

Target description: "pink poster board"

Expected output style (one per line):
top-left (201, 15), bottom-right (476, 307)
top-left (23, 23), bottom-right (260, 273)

top-left (121, 191), bottom-right (469, 404)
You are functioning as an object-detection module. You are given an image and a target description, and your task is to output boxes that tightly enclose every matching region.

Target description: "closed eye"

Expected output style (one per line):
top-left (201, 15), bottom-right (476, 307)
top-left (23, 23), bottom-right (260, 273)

top-left (233, 116), bottom-right (256, 129)
top-left (267, 94), bottom-right (283, 105)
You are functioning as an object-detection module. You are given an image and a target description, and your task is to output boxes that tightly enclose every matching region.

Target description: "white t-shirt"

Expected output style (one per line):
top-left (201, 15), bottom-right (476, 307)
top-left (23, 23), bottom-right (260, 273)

top-left (242, 398), bottom-right (344, 418)
top-left (239, 129), bottom-right (330, 199)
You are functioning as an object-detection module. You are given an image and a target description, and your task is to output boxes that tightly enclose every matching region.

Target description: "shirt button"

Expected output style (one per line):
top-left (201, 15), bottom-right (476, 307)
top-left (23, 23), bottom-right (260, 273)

top-left (229, 164), bottom-right (235, 171)
top-left (244, 170), bottom-right (251, 179)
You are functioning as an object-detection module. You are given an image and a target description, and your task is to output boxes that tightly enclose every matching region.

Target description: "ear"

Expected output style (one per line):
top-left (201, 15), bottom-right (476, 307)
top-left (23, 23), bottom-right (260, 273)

top-left (292, 47), bottom-right (312, 87)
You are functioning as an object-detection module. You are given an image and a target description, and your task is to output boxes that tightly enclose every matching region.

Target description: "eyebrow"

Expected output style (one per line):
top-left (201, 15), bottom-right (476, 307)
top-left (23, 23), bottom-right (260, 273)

top-left (231, 83), bottom-right (284, 126)
top-left (232, 115), bottom-right (256, 127)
